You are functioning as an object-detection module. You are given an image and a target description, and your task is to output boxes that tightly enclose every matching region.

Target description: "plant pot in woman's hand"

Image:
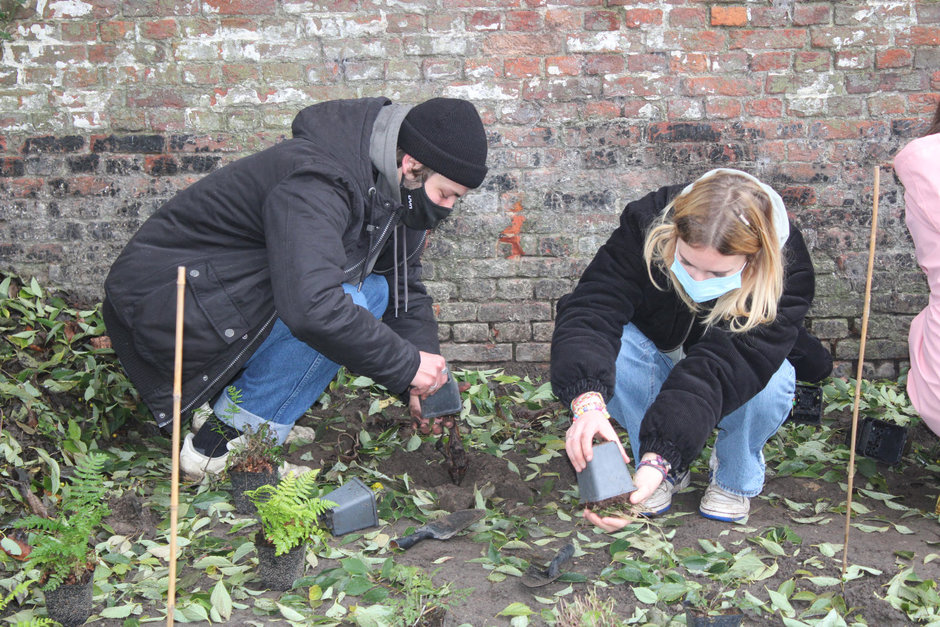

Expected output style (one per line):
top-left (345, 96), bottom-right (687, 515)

top-left (44, 568), bottom-right (94, 627)
top-left (230, 469), bottom-right (279, 515)
top-left (255, 531), bottom-right (305, 591)
top-left (577, 441), bottom-right (636, 508)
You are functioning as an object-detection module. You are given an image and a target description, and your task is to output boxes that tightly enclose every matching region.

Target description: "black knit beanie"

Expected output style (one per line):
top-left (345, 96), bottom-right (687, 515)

top-left (398, 98), bottom-right (488, 189)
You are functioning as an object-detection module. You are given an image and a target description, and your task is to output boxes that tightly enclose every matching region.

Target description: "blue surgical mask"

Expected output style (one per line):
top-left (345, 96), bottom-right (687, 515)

top-left (670, 257), bottom-right (745, 303)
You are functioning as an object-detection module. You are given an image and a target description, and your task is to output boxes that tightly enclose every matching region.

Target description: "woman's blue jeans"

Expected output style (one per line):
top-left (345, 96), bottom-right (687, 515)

top-left (606, 323), bottom-right (795, 497)
top-left (212, 274), bottom-right (389, 444)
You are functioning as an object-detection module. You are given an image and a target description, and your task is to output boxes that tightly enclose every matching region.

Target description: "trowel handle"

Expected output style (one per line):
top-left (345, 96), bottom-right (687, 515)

top-left (391, 528), bottom-right (432, 550)
top-left (547, 542), bottom-right (575, 578)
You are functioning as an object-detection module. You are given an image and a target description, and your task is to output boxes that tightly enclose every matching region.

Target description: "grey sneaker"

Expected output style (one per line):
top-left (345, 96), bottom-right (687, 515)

top-left (699, 482), bottom-right (750, 522)
top-left (640, 470), bottom-right (691, 516)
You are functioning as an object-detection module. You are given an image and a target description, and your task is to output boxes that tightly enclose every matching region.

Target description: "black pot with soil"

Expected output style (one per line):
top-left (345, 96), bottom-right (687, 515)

top-left (684, 609), bottom-right (744, 627)
top-left (230, 470), bottom-right (279, 515)
top-left (44, 568), bottom-right (94, 627)
top-left (255, 531), bottom-right (305, 591)
top-left (789, 383), bottom-right (822, 425)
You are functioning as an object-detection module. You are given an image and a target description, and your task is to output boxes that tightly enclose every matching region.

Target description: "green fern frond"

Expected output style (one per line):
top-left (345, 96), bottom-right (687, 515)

top-left (246, 470), bottom-right (335, 556)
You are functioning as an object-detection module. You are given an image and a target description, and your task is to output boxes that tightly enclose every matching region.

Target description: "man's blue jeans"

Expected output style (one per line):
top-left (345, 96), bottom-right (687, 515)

top-left (606, 323), bottom-right (795, 497)
top-left (213, 274), bottom-right (389, 444)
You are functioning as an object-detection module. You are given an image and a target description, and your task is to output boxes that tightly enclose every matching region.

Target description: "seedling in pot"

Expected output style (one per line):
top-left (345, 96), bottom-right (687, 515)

top-left (422, 373), bottom-right (469, 485)
top-left (226, 406), bottom-right (283, 514)
top-left (245, 470), bottom-right (335, 590)
top-left (12, 452), bottom-right (110, 627)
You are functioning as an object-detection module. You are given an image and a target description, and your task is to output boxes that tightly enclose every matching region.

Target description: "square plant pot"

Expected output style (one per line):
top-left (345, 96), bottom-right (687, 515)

top-left (577, 441), bottom-right (636, 507)
top-left (685, 610), bottom-right (744, 627)
top-left (851, 417), bottom-right (908, 465)
top-left (789, 383), bottom-right (822, 426)
top-left (321, 477), bottom-right (379, 535)
top-left (420, 373), bottom-right (462, 419)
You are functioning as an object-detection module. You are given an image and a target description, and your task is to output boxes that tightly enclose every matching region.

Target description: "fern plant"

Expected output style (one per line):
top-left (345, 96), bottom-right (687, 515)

top-left (12, 452), bottom-right (110, 590)
top-left (246, 470), bottom-right (335, 556)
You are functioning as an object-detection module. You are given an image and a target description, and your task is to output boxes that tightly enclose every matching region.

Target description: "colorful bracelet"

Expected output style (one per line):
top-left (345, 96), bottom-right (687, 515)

top-left (570, 391), bottom-right (611, 422)
top-left (637, 454), bottom-right (672, 480)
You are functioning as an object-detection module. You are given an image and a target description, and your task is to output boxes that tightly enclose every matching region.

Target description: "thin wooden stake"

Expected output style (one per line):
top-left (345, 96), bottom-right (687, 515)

top-left (167, 266), bottom-right (185, 626)
top-left (842, 167), bottom-right (880, 576)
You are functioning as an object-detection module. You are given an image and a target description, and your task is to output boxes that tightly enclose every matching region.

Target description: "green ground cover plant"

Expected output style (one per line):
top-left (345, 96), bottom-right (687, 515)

top-left (0, 272), bottom-right (939, 626)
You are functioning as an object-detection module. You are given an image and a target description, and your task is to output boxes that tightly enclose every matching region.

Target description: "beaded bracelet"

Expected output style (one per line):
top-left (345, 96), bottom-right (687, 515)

top-left (637, 454), bottom-right (671, 481)
top-left (570, 391), bottom-right (611, 422)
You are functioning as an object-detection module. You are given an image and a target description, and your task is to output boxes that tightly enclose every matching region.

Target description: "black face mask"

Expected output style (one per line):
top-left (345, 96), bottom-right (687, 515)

top-left (400, 184), bottom-right (452, 230)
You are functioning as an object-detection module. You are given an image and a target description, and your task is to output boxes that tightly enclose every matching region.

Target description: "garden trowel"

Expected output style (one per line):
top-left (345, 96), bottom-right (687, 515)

top-left (390, 508), bottom-right (485, 550)
top-left (521, 542), bottom-right (575, 588)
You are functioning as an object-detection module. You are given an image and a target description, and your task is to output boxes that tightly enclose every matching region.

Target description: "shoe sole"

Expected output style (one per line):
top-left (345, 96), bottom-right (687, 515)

top-left (640, 504), bottom-right (671, 517)
top-left (698, 508), bottom-right (747, 522)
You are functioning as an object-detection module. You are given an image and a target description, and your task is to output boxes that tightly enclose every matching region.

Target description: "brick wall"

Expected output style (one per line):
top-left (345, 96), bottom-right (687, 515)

top-left (0, 0), bottom-right (937, 378)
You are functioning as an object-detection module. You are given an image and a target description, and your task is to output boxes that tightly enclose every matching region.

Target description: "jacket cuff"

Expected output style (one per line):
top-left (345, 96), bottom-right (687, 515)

top-left (553, 378), bottom-right (613, 408)
top-left (639, 438), bottom-right (685, 474)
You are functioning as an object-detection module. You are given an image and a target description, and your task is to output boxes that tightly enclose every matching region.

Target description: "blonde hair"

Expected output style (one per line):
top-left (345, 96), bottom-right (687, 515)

top-left (642, 171), bottom-right (785, 333)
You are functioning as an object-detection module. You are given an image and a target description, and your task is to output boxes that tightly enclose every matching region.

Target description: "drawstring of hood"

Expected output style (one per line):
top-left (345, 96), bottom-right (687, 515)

top-left (391, 224), bottom-right (412, 317)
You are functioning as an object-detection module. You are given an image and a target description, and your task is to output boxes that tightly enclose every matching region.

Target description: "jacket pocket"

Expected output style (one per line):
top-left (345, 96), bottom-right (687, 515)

top-left (131, 262), bottom-right (250, 372)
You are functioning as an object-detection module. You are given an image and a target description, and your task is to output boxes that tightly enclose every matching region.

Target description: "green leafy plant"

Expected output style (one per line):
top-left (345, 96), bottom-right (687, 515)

top-left (245, 470), bottom-right (335, 555)
top-left (12, 452), bottom-right (110, 590)
top-left (823, 377), bottom-right (920, 427)
top-left (0, 578), bottom-right (56, 626)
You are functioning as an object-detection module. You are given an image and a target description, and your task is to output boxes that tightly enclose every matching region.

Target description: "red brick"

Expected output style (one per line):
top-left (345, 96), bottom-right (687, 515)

top-left (627, 53), bottom-right (667, 72)
top-left (584, 54), bottom-right (624, 74)
top-left (794, 51), bottom-right (830, 72)
top-left (750, 52), bottom-right (790, 71)
top-left (469, 11), bottom-right (500, 30)
top-left (685, 76), bottom-right (759, 97)
top-left (624, 8), bottom-right (663, 28)
top-left (787, 144), bottom-right (827, 162)
top-left (669, 7), bottom-right (707, 28)
top-left (730, 29), bottom-right (806, 50)
top-left (705, 98), bottom-right (741, 118)
top-left (204, 0), bottom-right (275, 14)
top-left (745, 98), bottom-right (783, 118)
top-left (811, 27), bottom-right (890, 48)
top-left (868, 94), bottom-right (907, 117)
top-left (667, 99), bottom-right (703, 120)
top-left (546, 56), bottom-right (580, 76)
top-left (544, 9), bottom-right (581, 30)
top-left (223, 64), bottom-right (261, 83)
top-left (909, 93), bottom-right (940, 114)
top-left (484, 33), bottom-right (561, 56)
top-left (584, 10), bottom-right (619, 30)
top-left (670, 53), bottom-right (709, 73)
top-left (62, 67), bottom-right (99, 88)
top-left (6, 178), bottom-right (43, 197)
top-left (876, 49), bottom-right (913, 69)
top-left (506, 11), bottom-right (540, 31)
top-left (504, 57), bottom-right (540, 77)
top-left (834, 50), bottom-right (872, 70)
top-left (386, 13), bottom-right (423, 32)
top-left (60, 21), bottom-right (97, 42)
top-left (88, 44), bottom-right (119, 64)
top-left (582, 100), bottom-right (621, 118)
top-left (140, 18), bottom-right (178, 39)
top-left (664, 30), bottom-right (727, 52)
top-left (793, 3), bottom-right (831, 26)
top-left (711, 6), bottom-right (747, 27)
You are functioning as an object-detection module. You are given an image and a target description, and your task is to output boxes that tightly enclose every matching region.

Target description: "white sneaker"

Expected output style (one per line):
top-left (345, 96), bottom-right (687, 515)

top-left (699, 482), bottom-right (750, 522)
top-left (179, 432), bottom-right (246, 481)
top-left (191, 403), bottom-right (213, 432)
top-left (640, 470), bottom-right (691, 516)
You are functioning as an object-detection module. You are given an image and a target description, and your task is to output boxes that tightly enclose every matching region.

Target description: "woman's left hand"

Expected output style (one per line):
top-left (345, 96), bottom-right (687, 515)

top-left (582, 508), bottom-right (632, 532)
top-left (629, 455), bottom-right (668, 505)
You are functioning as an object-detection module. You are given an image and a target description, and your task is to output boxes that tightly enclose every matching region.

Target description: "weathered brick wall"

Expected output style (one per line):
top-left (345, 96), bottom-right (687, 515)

top-left (0, 0), bottom-right (937, 378)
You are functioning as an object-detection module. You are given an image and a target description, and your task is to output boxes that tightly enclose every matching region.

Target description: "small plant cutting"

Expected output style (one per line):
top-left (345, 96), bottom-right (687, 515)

top-left (245, 469), bottom-right (335, 590)
top-left (224, 388), bottom-right (284, 514)
top-left (12, 452), bottom-right (110, 626)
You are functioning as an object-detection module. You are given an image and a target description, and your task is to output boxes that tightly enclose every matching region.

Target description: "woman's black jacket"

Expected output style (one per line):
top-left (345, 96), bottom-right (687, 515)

top-left (550, 184), bottom-right (816, 472)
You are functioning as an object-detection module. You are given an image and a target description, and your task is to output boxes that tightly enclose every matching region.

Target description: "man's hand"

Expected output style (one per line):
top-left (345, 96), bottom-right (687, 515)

top-left (582, 508), bottom-right (632, 532)
top-left (564, 410), bottom-right (629, 472)
top-left (410, 351), bottom-right (448, 398)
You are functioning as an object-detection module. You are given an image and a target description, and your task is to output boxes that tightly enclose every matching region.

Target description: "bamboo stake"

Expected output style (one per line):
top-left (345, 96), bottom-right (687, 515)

top-left (842, 167), bottom-right (880, 576)
top-left (167, 266), bottom-right (185, 626)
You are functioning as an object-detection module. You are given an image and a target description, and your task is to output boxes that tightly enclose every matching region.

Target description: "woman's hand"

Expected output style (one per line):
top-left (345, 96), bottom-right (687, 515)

top-left (582, 508), bottom-right (632, 532)
top-left (628, 454), bottom-right (668, 505)
top-left (564, 410), bottom-right (630, 472)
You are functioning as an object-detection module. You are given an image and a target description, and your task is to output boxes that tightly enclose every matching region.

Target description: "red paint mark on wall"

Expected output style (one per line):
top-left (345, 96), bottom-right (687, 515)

top-left (499, 202), bottom-right (526, 259)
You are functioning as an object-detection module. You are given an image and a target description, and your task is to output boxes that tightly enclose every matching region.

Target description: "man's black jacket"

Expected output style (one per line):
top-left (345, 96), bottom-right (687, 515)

top-left (550, 184), bottom-right (816, 472)
top-left (104, 98), bottom-right (437, 427)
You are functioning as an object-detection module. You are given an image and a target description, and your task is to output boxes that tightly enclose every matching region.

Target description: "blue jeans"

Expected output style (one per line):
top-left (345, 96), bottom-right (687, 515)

top-left (606, 323), bottom-right (795, 497)
top-left (213, 274), bottom-right (389, 444)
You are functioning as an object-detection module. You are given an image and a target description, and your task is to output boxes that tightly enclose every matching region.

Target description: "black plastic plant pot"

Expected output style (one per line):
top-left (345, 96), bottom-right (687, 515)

top-left (852, 417), bottom-right (908, 465)
top-left (44, 571), bottom-right (94, 627)
top-left (321, 477), bottom-right (379, 535)
top-left (230, 469), bottom-right (279, 515)
top-left (685, 610), bottom-right (744, 627)
top-left (577, 441), bottom-right (636, 507)
top-left (789, 383), bottom-right (822, 425)
top-left (420, 373), bottom-right (462, 419)
top-left (256, 534), bottom-right (305, 591)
